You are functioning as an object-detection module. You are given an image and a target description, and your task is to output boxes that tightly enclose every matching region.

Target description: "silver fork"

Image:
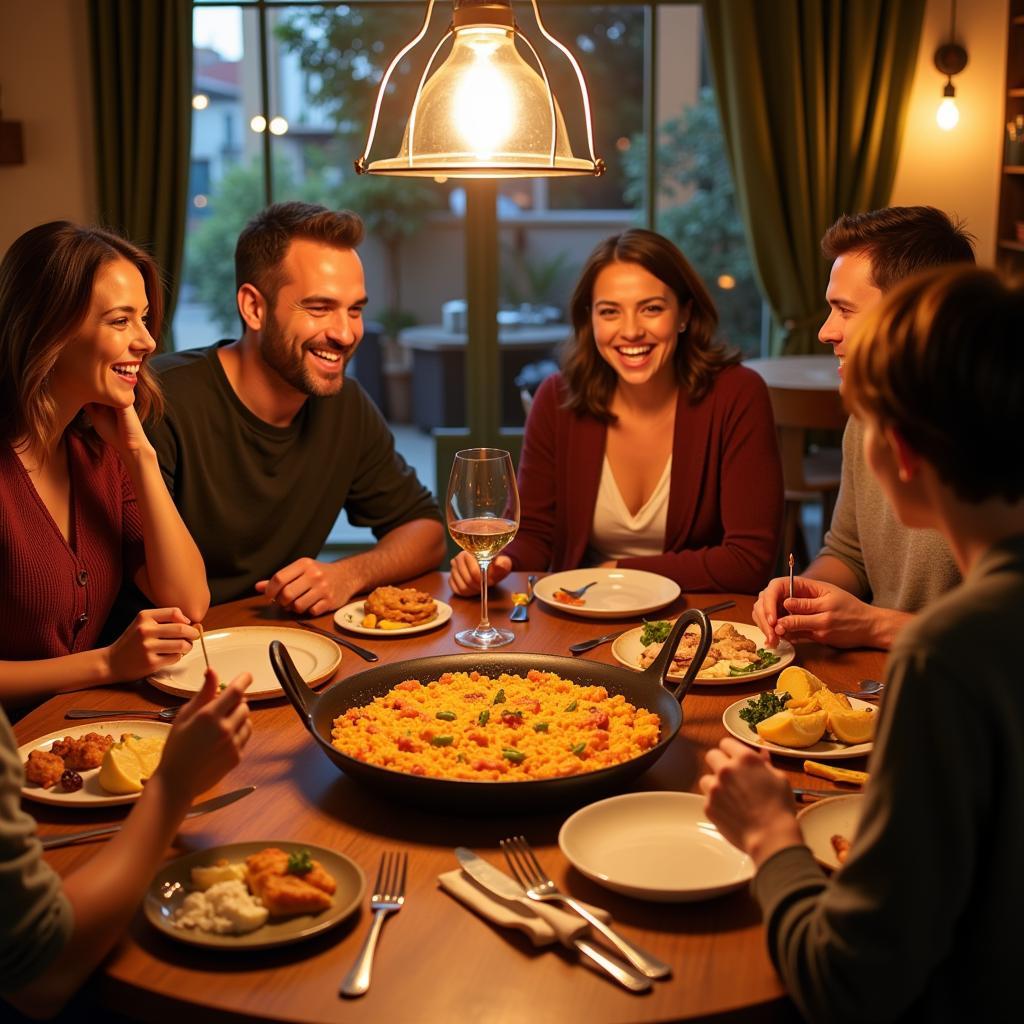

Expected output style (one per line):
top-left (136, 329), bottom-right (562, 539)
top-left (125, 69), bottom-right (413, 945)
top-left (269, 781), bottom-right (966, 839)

top-left (510, 574), bottom-right (537, 622)
top-left (65, 706), bottom-right (180, 721)
top-left (340, 851), bottom-right (408, 998)
top-left (500, 835), bottom-right (671, 979)
top-left (557, 580), bottom-right (598, 599)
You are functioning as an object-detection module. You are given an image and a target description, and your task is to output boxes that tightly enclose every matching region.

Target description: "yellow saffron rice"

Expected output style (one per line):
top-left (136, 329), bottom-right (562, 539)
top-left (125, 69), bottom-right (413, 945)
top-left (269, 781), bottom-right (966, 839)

top-left (330, 669), bottom-right (660, 781)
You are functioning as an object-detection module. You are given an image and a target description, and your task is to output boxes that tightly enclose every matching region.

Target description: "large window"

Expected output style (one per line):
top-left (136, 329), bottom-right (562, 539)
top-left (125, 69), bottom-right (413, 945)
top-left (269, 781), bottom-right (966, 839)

top-left (178, 1), bottom-right (761, 547)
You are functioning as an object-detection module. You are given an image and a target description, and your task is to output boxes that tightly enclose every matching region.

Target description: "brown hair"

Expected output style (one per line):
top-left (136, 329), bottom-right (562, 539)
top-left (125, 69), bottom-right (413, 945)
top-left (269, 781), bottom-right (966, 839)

top-left (843, 266), bottom-right (1024, 503)
top-left (0, 221), bottom-right (165, 450)
top-left (235, 201), bottom-right (365, 314)
top-left (561, 229), bottom-right (737, 421)
top-left (821, 206), bottom-right (975, 291)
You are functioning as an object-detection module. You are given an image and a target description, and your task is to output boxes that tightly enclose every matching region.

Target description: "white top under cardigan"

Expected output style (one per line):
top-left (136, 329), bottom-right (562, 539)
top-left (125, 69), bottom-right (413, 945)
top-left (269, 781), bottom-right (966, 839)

top-left (588, 455), bottom-right (672, 561)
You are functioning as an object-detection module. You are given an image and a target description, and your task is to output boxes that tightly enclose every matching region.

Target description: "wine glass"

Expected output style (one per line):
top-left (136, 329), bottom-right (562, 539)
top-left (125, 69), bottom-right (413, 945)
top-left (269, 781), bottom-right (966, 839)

top-left (446, 448), bottom-right (520, 649)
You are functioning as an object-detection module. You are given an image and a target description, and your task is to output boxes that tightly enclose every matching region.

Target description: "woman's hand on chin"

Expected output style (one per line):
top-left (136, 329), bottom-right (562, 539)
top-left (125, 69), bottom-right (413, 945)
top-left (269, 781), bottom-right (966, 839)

top-left (86, 402), bottom-right (154, 458)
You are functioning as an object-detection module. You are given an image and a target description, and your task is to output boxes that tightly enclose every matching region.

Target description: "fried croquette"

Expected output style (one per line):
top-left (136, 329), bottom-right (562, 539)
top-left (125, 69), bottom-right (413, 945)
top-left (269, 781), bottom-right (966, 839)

top-left (364, 585), bottom-right (437, 626)
top-left (57, 732), bottom-right (114, 770)
top-left (24, 749), bottom-right (65, 788)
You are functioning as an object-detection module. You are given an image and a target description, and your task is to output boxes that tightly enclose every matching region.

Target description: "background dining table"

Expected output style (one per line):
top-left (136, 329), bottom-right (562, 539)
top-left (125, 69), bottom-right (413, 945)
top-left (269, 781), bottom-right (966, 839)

top-left (14, 572), bottom-right (885, 1024)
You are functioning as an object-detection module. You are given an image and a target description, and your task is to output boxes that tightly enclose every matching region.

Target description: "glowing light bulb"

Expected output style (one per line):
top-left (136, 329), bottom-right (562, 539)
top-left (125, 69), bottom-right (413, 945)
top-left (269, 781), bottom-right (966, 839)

top-left (937, 96), bottom-right (959, 131)
top-left (249, 114), bottom-right (267, 133)
top-left (453, 41), bottom-right (515, 157)
top-left (192, 94), bottom-right (209, 111)
top-left (268, 116), bottom-right (289, 136)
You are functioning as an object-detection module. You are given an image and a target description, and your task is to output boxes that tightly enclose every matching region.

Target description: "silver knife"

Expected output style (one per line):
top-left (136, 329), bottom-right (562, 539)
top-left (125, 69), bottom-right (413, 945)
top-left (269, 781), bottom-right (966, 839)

top-left (39, 785), bottom-right (256, 850)
top-left (294, 620), bottom-right (380, 662)
top-left (454, 847), bottom-right (652, 993)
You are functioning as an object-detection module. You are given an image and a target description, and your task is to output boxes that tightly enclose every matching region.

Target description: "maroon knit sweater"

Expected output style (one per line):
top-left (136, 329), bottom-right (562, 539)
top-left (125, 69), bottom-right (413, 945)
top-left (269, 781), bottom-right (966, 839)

top-left (0, 434), bottom-right (145, 661)
top-left (504, 367), bottom-right (784, 593)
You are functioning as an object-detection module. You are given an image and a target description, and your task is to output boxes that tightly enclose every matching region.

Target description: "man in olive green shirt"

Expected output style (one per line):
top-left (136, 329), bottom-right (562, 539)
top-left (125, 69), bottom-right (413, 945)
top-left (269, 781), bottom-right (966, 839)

top-left (147, 202), bottom-right (444, 612)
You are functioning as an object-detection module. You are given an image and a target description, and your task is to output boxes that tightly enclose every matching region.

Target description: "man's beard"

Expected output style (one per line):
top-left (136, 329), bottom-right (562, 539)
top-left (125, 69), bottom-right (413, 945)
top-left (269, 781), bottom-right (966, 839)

top-left (259, 313), bottom-right (346, 398)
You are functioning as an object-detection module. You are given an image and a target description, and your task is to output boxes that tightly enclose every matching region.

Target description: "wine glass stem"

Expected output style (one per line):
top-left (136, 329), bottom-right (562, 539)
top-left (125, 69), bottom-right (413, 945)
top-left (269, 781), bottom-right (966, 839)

top-left (478, 559), bottom-right (491, 631)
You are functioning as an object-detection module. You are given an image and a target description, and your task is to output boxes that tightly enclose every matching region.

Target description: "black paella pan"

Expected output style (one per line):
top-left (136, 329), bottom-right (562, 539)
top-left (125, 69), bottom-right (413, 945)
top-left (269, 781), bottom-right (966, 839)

top-left (270, 610), bottom-right (712, 811)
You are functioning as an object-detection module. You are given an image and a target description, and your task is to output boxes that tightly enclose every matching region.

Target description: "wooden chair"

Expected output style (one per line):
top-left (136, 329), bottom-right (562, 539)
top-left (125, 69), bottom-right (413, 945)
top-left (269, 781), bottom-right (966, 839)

top-left (767, 386), bottom-right (848, 570)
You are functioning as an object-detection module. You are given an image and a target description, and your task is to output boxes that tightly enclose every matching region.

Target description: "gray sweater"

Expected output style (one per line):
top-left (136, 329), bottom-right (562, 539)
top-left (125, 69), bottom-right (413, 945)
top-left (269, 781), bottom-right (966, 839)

top-left (752, 534), bottom-right (1024, 1023)
top-left (820, 418), bottom-right (960, 609)
top-left (0, 710), bottom-right (73, 993)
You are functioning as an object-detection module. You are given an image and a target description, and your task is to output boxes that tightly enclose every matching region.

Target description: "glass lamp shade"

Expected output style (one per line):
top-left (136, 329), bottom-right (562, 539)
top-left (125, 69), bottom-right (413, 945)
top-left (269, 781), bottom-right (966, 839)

top-left (366, 25), bottom-right (597, 177)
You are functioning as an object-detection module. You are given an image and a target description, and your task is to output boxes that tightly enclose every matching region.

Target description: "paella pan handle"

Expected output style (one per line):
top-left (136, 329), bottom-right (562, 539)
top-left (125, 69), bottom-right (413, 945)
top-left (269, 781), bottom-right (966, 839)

top-left (269, 639), bottom-right (316, 731)
top-left (638, 608), bottom-right (712, 703)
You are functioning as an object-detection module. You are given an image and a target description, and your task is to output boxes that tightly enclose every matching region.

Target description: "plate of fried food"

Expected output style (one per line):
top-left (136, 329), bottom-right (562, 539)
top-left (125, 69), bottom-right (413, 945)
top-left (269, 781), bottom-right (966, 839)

top-left (722, 667), bottom-right (876, 761)
top-left (797, 794), bottom-right (864, 871)
top-left (19, 721), bottom-right (170, 807)
top-left (145, 841), bottom-right (365, 949)
top-left (334, 585), bottom-right (452, 636)
top-left (612, 619), bottom-right (795, 685)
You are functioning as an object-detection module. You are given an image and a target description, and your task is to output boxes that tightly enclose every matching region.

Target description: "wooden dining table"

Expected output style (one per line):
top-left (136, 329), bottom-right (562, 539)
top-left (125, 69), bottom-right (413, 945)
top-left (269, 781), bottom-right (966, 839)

top-left (15, 573), bottom-right (886, 1023)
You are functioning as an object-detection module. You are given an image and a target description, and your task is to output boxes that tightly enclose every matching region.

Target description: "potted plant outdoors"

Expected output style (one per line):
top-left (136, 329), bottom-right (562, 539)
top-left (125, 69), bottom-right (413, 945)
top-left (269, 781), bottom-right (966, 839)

top-left (330, 176), bottom-right (440, 423)
top-left (501, 233), bottom-right (574, 324)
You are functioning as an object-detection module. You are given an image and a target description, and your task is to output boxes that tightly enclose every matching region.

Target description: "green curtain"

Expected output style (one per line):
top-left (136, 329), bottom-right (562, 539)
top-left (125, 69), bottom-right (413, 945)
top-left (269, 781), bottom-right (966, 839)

top-left (703, 1), bottom-right (926, 354)
top-left (89, 0), bottom-right (193, 343)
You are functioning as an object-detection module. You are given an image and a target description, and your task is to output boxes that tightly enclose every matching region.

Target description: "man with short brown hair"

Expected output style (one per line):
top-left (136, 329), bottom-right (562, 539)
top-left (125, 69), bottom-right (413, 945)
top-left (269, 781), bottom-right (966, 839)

top-left (144, 201), bottom-right (444, 613)
top-left (753, 206), bottom-right (974, 649)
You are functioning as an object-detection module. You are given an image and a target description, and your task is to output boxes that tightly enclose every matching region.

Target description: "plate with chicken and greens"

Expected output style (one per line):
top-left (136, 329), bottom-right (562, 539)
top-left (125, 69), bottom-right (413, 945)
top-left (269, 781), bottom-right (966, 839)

top-left (611, 619), bottom-right (794, 685)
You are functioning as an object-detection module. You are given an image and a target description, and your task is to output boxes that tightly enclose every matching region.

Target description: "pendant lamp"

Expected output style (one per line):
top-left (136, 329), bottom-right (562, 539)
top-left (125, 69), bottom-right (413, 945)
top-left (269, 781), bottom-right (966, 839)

top-left (355, 0), bottom-right (605, 178)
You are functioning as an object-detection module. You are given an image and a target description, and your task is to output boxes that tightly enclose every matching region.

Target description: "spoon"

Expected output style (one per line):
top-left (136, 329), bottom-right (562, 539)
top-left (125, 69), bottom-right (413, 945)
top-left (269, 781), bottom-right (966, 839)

top-left (836, 679), bottom-right (885, 699)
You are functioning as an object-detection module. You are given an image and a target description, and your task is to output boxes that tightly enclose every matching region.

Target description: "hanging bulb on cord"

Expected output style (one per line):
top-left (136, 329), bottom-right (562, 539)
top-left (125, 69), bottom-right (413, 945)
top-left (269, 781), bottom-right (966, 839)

top-left (937, 82), bottom-right (959, 131)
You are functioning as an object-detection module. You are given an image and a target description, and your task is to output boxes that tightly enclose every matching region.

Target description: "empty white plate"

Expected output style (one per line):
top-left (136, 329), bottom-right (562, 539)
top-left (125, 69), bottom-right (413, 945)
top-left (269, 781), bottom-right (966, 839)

top-left (558, 791), bottom-right (754, 902)
top-left (534, 569), bottom-right (680, 620)
top-left (149, 626), bottom-right (341, 701)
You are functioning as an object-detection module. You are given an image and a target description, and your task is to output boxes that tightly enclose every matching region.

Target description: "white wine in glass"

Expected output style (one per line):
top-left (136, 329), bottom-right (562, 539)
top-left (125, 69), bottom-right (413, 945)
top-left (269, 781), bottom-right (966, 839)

top-left (447, 448), bottom-right (520, 649)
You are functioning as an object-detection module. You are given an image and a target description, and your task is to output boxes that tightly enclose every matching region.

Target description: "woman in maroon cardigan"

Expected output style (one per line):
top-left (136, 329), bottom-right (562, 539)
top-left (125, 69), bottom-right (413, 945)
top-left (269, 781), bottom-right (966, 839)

top-left (0, 222), bottom-right (210, 708)
top-left (450, 229), bottom-right (783, 595)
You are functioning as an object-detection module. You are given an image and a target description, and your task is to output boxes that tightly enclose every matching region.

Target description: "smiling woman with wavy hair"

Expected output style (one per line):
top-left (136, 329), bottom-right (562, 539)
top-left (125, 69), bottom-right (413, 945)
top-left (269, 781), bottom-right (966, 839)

top-left (0, 221), bottom-right (209, 709)
top-left (450, 228), bottom-right (784, 597)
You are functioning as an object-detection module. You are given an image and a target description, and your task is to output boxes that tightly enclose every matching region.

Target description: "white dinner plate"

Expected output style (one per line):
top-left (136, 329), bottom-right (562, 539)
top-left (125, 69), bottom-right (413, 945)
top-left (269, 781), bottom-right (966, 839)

top-left (797, 795), bottom-right (865, 871)
top-left (611, 620), bottom-right (795, 685)
top-left (722, 695), bottom-right (876, 760)
top-left (558, 791), bottom-right (754, 902)
top-left (533, 569), bottom-right (680, 620)
top-left (144, 841), bottom-right (365, 950)
top-left (18, 720), bottom-right (172, 807)
top-left (148, 626), bottom-right (341, 701)
top-left (333, 598), bottom-right (453, 636)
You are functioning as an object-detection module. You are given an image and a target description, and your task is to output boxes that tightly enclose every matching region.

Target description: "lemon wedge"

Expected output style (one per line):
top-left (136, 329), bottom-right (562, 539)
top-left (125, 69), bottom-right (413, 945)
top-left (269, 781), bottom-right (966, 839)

top-left (98, 735), bottom-right (165, 794)
top-left (827, 707), bottom-right (876, 745)
top-left (776, 666), bottom-right (825, 703)
top-left (756, 709), bottom-right (828, 747)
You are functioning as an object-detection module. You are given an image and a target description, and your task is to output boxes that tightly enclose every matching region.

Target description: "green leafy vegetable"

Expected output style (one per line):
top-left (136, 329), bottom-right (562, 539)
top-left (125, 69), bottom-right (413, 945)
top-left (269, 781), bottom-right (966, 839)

top-left (728, 650), bottom-right (782, 677)
top-left (287, 849), bottom-right (313, 875)
top-left (492, 689), bottom-right (506, 705)
top-left (533, 722), bottom-right (549, 733)
top-left (564, 700), bottom-right (578, 712)
top-left (478, 710), bottom-right (490, 726)
top-left (570, 742), bottom-right (586, 757)
top-left (502, 748), bottom-right (525, 764)
top-left (640, 620), bottom-right (672, 646)
top-left (738, 691), bottom-right (791, 733)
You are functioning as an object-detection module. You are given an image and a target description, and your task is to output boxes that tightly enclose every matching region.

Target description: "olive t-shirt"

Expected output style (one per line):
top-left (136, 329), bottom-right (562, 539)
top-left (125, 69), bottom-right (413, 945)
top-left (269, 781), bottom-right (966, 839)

top-left (145, 342), bottom-right (440, 604)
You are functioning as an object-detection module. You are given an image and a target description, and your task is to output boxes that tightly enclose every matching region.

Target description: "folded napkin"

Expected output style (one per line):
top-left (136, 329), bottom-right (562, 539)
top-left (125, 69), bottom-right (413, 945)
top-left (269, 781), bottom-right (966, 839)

top-left (439, 867), bottom-right (611, 948)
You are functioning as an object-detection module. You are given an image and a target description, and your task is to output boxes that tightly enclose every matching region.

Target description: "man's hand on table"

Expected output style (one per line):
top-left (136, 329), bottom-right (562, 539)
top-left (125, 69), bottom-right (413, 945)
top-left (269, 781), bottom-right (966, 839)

top-left (753, 575), bottom-right (905, 650)
top-left (256, 557), bottom-right (361, 616)
top-left (699, 738), bottom-right (803, 868)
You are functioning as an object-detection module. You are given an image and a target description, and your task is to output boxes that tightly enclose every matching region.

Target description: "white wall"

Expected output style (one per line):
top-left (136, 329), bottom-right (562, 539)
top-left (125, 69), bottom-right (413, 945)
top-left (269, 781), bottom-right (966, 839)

top-left (890, 0), bottom-right (1008, 264)
top-left (0, 0), bottom-right (96, 251)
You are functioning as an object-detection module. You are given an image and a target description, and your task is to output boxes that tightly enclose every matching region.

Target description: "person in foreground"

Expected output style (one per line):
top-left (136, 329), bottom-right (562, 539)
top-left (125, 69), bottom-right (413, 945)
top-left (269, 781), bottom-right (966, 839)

top-left (701, 266), bottom-right (1024, 1023)
top-left (142, 202), bottom-right (444, 615)
top-left (1, 668), bottom-right (252, 1018)
top-left (753, 206), bottom-right (974, 649)
top-left (450, 229), bottom-right (782, 596)
top-left (0, 223), bottom-right (209, 707)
